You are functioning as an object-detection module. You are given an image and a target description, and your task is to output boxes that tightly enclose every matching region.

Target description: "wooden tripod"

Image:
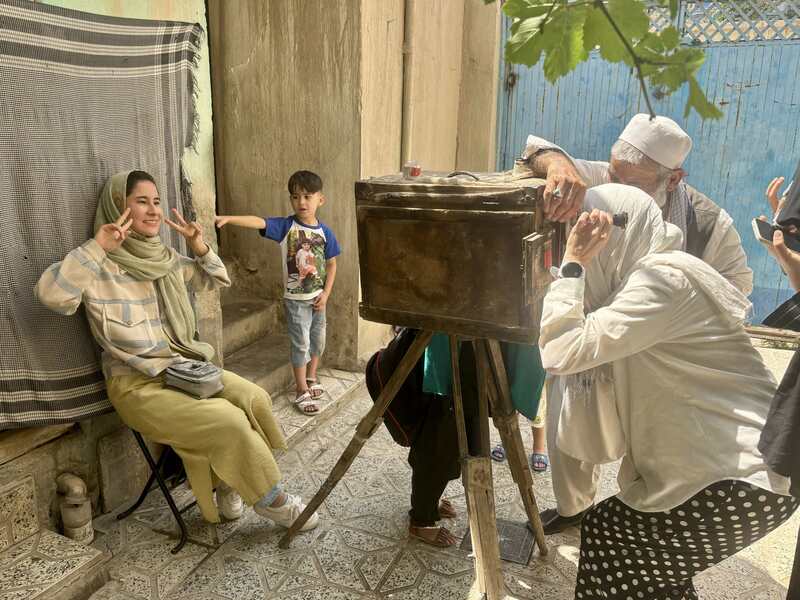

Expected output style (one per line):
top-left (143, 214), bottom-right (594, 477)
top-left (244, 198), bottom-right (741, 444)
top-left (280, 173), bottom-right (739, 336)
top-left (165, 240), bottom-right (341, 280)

top-left (278, 331), bottom-right (547, 600)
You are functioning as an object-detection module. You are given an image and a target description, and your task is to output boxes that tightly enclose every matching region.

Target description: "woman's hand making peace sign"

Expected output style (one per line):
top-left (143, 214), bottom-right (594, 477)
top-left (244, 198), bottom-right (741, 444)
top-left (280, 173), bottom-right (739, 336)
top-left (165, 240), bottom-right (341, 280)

top-left (165, 208), bottom-right (209, 257)
top-left (94, 208), bottom-right (133, 252)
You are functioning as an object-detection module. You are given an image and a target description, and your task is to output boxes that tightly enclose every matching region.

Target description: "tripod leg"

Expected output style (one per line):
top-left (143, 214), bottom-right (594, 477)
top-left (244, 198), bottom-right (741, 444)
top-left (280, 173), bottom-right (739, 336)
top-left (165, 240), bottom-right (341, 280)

top-left (449, 336), bottom-right (469, 461)
top-left (463, 457), bottom-right (505, 599)
top-left (483, 340), bottom-right (548, 557)
top-left (278, 330), bottom-right (433, 549)
top-left (457, 338), bottom-right (504, 600)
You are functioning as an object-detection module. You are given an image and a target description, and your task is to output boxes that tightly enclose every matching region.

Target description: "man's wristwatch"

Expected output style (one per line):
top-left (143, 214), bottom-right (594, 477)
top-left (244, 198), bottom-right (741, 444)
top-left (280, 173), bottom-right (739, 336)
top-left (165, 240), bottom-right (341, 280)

top-left (559, 262), bottom-right (584, 278)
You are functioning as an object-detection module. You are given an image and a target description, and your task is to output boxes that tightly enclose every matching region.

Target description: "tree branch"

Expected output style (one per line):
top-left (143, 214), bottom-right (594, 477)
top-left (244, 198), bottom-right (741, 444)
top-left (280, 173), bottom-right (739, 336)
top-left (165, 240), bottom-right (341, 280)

top-left (594, 0), bottom-right (656, 119)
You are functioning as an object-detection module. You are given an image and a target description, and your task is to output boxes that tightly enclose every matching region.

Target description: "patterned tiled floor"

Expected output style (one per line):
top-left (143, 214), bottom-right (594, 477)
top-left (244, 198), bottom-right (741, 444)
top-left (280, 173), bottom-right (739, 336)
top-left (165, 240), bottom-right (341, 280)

top-left (88, 379), bottom-right (799, 600)
top-left (1, 529), bottom-right (107, 599)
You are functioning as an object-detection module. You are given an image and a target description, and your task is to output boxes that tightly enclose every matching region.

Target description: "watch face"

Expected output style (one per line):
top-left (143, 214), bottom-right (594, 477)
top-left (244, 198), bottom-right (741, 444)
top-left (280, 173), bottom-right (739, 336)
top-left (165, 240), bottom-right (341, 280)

top-left (562, 262), bottom-right (583, 278)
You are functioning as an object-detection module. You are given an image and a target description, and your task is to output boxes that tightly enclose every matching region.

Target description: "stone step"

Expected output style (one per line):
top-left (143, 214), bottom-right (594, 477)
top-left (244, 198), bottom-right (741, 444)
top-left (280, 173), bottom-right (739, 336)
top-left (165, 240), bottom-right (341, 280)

top-left (0, 529), bottom-right (109, 600)
top-left (223, 333), bottom-right (295, 397)
top-left (221, 295), bottom-right (280, 357)
top-left (224, 332), bottom-right (365, 444)
top-left (268, 367), bottom-right (365, 446)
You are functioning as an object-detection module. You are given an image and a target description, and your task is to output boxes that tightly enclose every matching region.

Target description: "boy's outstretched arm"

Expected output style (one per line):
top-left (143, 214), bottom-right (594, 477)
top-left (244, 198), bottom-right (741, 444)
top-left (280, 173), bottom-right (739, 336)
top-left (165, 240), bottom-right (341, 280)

top-left (313, 257), bottom-right (336, 311)
top-left (215, 215), bottom-right (267, 229)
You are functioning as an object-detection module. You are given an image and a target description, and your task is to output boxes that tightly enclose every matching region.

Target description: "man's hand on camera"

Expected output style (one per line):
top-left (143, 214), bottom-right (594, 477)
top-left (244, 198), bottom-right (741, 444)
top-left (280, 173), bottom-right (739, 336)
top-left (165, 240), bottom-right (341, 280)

top-left (543, 157), bottom-right (586, 223)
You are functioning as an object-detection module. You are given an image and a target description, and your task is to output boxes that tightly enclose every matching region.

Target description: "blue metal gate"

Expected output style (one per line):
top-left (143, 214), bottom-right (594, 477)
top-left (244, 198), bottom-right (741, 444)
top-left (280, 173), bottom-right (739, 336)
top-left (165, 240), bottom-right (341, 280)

top-left (496, 1), bottom-right (800, 321)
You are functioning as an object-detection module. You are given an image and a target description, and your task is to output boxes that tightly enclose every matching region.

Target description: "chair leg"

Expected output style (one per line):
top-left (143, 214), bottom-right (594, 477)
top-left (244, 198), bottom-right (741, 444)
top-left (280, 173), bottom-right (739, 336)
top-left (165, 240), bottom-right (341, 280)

top-left (117, 444), bottom-right (168, 521)
top-left (128, 431), bottom-right (190, 554)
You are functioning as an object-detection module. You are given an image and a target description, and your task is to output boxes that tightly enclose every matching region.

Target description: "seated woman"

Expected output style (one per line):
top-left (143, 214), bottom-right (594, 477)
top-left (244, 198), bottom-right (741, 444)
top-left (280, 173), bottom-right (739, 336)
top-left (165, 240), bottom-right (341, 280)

top-left (35, 170), bottom-right (318, 530)
top-left (539, 183), bottom-right (797, 599)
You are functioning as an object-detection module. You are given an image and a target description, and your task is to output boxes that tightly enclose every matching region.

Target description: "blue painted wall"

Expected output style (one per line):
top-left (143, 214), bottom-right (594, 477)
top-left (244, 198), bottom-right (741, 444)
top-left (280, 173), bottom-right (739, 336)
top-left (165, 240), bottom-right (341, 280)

top-left (497, 30), bottom-right (800, 322)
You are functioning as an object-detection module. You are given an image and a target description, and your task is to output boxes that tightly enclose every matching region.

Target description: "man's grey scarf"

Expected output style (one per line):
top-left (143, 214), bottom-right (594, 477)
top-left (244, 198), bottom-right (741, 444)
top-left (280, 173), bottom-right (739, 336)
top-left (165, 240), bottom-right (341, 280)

top-left (666, 183), bottom-right (691, 251)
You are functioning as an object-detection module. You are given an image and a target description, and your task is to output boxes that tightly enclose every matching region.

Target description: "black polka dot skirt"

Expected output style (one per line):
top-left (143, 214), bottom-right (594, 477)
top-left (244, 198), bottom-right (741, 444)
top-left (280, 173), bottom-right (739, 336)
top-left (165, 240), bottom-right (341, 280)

top-left (574, 480), bottom-right (799, 599)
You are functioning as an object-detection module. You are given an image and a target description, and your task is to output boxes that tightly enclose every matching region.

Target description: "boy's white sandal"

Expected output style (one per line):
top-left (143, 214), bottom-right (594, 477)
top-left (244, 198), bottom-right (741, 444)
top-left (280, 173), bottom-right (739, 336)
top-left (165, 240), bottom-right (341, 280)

top-left (306, 378), bottom-right (325, 399)
top-left (292, 390), bottom-right (320, 415)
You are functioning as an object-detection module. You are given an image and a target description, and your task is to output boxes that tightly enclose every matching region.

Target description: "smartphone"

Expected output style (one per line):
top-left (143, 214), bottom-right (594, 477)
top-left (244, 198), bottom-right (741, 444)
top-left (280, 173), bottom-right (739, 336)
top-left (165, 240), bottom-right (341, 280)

top-left (776, 159), bottom-right (800, 228)
top-left (752, 218), bottom-right (800, 253)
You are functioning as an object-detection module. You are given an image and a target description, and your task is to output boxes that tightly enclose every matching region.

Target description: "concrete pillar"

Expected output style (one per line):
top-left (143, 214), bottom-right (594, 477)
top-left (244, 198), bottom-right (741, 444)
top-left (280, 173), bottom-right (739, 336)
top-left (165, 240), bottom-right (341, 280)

top-left (457, 0), bottom-right (502, 171)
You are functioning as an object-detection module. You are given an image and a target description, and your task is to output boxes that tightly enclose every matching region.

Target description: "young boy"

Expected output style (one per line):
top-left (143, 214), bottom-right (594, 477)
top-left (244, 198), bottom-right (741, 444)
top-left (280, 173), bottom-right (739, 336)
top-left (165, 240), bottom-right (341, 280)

top-left (215, 170), bottom-right (340, 415)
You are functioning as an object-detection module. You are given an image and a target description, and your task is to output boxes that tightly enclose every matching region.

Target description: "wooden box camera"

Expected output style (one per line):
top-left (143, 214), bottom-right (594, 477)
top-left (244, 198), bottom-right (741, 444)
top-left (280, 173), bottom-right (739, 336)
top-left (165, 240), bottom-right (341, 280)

top-left (355, 174), bottom-right (565, 344)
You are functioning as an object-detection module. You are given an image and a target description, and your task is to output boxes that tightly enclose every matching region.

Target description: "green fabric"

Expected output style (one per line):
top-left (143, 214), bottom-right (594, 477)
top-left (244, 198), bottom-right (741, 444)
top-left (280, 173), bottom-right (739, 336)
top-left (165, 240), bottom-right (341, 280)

top-left (422, 333), bottom-right (544, 420)
top-left (94, 171), bottom-right (213, 361)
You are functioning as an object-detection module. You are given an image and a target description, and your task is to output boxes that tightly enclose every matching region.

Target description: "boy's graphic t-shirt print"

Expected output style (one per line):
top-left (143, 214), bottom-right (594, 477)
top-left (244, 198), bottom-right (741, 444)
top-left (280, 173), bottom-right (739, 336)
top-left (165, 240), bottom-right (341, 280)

top-left (261, 216), bottom-right (341, 300)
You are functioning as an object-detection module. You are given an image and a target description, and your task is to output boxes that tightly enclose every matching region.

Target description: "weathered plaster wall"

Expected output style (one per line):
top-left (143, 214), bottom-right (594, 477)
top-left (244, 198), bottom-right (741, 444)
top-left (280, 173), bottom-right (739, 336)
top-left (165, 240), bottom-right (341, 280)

top-left (456, 0), bottom-right (501, 172)
top-left (401, 0), bottom-right (465, 172)
top-left (209, 0), bottom-right (363, 369)
top-left (356, 0), bottom-right (405, 361)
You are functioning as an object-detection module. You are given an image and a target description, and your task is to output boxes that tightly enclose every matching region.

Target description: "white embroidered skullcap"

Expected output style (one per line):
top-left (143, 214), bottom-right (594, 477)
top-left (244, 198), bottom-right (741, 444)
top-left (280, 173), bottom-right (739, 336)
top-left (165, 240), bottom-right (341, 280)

top-left (618, 113), bottom-right (692, 170)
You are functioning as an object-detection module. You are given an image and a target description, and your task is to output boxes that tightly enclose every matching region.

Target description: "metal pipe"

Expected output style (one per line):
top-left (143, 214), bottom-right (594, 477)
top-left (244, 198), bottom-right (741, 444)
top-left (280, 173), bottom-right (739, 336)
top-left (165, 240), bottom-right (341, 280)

top-left (56, 473), bottom-right (93, 544)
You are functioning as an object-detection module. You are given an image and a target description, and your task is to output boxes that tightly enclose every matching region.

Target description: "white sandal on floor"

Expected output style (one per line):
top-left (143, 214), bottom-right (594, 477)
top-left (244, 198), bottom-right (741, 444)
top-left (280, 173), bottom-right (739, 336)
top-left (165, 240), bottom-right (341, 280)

top-left (292, 390), bottom-right (320, 415)
top-left (306, 378), bottom-right (325, 399)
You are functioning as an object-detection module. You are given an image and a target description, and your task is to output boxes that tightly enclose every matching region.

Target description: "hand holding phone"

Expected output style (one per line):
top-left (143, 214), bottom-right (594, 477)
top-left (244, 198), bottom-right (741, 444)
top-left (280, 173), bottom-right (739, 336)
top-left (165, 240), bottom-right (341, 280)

top-left (752, 218), bottom-right (800, 252)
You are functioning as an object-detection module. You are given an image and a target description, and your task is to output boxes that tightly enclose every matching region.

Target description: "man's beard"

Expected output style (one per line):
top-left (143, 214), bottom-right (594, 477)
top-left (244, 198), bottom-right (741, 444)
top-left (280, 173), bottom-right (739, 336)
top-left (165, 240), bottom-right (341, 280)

top-left (651, 178), bottom-right (670, 208)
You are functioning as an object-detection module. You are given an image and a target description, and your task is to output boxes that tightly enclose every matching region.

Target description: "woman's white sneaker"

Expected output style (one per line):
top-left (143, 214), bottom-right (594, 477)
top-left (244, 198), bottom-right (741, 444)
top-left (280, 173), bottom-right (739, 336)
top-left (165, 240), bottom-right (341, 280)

top-left (254, 493), bottom-right (319, 531)
top-left (216, 483), bottom-right (244, 520)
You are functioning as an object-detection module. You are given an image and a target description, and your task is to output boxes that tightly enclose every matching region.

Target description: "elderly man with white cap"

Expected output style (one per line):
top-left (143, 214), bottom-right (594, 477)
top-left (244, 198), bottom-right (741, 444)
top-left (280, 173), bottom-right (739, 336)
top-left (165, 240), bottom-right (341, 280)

top-left (520, 114), bottom-right (754, 536)
top-left (521, 113), bottom-right (752, 294)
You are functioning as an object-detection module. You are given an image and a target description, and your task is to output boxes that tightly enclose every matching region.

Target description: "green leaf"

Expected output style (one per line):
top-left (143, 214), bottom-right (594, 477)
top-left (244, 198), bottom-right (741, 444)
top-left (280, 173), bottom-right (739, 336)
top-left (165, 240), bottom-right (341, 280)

top-left (607, 0), bottom-right (650, 40)
top-left (637, 31), bottom-right (665, 54)
top-left (584, 7), bottom-right (628, 62)
top-left (660, 26), bottom-right (680, 49)
top-left (669, 0), bottom-right (679, 19)
top-left (505, 15), bottom-right (548, 67)
top-left (685, 77), bottom-right (723, 119)
top-left (584, 7), bottom-right (613, 51)
top-left (542, 7), bottom-right (589, 82)
top-left (649, 64), bottom-right (687, 92)
top-left (503, 0), bottom-right (552, 20)
top-left (682, 48), bottom-right (706, 73)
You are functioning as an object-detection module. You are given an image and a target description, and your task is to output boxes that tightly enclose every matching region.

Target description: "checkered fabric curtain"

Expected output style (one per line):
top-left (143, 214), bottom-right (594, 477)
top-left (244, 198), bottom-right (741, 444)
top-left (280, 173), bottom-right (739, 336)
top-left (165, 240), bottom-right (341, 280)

top-left (0, 0), bottom-right (202, 428)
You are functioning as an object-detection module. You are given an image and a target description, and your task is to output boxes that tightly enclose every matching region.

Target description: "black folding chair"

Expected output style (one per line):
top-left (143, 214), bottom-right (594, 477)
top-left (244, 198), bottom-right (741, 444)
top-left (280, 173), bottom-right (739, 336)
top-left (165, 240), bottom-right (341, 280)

top-left (116, 430), bottom-right (196, 553)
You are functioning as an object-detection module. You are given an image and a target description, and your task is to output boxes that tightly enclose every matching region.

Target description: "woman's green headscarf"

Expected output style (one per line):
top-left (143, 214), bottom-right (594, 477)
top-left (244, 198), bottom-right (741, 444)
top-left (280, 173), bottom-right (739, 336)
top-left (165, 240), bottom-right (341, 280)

top-left (94, 171), bottom-right (214, 362)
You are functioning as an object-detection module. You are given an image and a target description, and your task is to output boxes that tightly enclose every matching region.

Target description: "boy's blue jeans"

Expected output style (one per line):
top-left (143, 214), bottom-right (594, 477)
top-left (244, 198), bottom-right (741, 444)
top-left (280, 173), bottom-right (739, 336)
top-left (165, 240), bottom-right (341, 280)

top-left (284, 298), bottom-right (326, 368)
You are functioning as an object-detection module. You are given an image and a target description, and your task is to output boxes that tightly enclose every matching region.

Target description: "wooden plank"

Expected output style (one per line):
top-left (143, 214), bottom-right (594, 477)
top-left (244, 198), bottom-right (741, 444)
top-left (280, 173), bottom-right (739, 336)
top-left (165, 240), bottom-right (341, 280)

top-left (746, 325), bottom-right (800, 347)
top-left (485, 339), bottom-right (548, 556)
top-left (485, 340), bottom-right (514, 416)
top-left (463, 457), bottom-right (505, 600)
top-left (491, 412), bottom-right (548, 557)
top-left (449, 336), bottom-right (469, 460)
top-left (278, 330), bottom-right (433, 549)
top-left (472, 340), bottom-right (492, 455)
top-left (359, 305), bottom-right (538, 345)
